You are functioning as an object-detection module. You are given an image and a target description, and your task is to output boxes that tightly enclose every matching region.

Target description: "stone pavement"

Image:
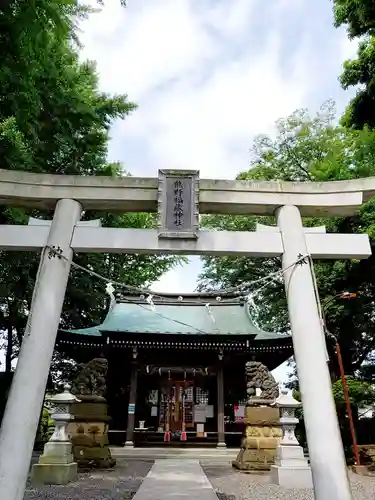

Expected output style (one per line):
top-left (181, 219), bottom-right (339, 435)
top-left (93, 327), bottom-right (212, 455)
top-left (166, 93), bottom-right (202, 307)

top-left (133, 459), bottom-right (218, 500)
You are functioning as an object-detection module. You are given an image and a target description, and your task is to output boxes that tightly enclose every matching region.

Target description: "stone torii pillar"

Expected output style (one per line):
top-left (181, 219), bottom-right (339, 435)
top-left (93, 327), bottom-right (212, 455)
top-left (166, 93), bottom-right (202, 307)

top-left (276, 205), bottom-right (352, 500)
top-left (0, 199), bottom-right (82, 500)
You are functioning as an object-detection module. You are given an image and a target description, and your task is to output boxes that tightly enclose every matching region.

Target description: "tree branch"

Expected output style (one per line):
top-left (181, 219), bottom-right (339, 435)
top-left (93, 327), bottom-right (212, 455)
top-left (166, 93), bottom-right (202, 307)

top-left (283, 141), bottom-right (313, 180)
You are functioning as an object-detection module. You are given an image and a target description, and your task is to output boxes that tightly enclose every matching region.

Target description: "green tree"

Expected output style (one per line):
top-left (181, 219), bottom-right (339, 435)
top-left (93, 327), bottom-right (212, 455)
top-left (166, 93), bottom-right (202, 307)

top-left (199, 102), bottom-right (375, 380)
top-left (332, 376), bottom-right (375, 455)
top-left (0, 1), bottom-right (181, 375)
top-left (333, 0), bottom-right (375, 128)
top-left (333, 0), bottom-right (375, 37)
top-left (291, 379), bottom-right (375, 451)
top-left (332, 376), bottom-right (375, 410)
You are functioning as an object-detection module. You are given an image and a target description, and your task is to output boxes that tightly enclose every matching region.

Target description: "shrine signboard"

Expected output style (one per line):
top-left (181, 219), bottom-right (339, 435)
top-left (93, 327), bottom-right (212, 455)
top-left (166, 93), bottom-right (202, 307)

top-left (157, 169), bottom-right (199, 239)
top-left (194, 404), bottom-right (207, 423)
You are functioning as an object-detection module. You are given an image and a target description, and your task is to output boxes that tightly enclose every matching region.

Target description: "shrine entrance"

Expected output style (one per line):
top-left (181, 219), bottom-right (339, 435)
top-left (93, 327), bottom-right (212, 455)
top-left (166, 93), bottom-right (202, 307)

top-left (161, 378), bottom-right (211, 438)
top-left (132, 365), bottom-right (216, 444)
top-left (168, 380), bottom-right (194, 433)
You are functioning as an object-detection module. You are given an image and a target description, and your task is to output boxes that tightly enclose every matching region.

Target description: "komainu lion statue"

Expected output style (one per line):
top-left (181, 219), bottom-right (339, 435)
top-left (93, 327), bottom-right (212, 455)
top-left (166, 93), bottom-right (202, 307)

top-left (245, 360), bottom-right (279, 402)
top-left (71, 357), bottom-right (108, 398)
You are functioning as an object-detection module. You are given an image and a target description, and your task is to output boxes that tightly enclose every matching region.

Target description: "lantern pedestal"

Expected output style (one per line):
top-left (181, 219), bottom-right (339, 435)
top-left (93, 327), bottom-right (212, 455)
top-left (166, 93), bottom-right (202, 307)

top-left (31, 461), bottom-right (77, 486)
top-left (270, 445), bottom-right (312, 488)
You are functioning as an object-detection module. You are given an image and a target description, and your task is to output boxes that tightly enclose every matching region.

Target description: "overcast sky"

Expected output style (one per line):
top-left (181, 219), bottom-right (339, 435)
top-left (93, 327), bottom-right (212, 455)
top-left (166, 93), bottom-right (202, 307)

top-left (77, 0), bottom-right (358, 381)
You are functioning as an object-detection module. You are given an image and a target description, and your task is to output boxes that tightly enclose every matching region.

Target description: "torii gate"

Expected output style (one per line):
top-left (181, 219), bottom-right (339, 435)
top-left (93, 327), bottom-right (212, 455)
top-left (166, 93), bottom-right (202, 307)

top-left (0, 168), bottom-right (373, 500)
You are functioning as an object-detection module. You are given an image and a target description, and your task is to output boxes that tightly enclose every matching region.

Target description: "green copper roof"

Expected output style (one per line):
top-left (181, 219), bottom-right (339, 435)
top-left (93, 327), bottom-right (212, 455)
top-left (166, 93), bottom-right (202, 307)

top-left (62, 299), bottom-right (287, 340)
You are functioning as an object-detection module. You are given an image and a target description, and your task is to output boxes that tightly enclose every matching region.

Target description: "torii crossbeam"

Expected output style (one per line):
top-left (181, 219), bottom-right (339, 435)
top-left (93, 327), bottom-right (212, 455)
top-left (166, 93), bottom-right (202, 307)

top-left (0, 169), bottom-right (372, 500)
top-left (0, 219), bottom-right (369, 258)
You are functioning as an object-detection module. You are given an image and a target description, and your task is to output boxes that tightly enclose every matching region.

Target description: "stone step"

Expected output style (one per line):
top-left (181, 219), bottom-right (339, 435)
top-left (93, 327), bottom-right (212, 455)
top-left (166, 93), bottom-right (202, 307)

top-left (110, 446), bottom-right (239, 463)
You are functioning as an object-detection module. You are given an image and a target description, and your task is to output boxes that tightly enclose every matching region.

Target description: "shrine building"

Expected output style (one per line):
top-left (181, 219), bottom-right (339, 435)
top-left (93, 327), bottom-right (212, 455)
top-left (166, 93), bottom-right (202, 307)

top-left (57, 292), bottom-right (293, 448)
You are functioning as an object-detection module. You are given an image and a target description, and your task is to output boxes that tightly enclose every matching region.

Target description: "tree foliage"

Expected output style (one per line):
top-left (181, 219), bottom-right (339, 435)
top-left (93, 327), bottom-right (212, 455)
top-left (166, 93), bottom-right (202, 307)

top-left (333, 0), bottom-right (375, 38)
top-left (199, 102), bottom-right (375, 380)
top-left (0, 1), bottom-right (181, 376)
top-left (333, 1), bottom-right (375, 128)
top-left (292, 377), bottom-right (375, 451)
top-left (332, 376), bottom-right (375, 409)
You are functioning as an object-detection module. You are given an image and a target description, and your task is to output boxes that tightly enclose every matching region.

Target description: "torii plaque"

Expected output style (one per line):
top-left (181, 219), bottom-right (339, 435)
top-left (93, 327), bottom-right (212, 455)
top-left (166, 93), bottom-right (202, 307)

top-left (157, 169), bottom-right (199, 239)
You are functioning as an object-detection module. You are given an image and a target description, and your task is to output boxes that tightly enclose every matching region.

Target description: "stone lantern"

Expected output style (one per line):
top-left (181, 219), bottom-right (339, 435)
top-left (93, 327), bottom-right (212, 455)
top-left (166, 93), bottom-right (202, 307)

top-left (278, 388), bottom-right (301, 446)
top-left (270, 388), bottom-right (312, 488)
top-left (31, 385), bottom-right (80, 485)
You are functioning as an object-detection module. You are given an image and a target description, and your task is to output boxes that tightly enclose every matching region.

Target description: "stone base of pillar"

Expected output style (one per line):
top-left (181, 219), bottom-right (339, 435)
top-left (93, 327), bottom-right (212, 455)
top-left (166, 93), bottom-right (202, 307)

top-left (270, 445), bottom-right (312, 488)
top-left (216, 442), bottom-right (227, 449)
top-left (124, 441), bottom-right (135, 448)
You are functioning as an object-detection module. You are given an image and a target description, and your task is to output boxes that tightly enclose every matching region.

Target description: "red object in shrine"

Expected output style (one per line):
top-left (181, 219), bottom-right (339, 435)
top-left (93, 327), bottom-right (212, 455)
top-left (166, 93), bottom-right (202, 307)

top-left (340, 292), bottom-right (357, 299)
top-left (164, 431), bottom-right (171, 442)
top-left (180, 431), bottom-right (187, 441)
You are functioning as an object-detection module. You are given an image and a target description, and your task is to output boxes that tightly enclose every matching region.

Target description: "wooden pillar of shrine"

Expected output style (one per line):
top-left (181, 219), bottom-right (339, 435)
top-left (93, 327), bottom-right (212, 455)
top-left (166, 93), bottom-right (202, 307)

top-left (125, 348), bottom-right (138, 447)
top-left (217, 350), bottom-right (226, 448)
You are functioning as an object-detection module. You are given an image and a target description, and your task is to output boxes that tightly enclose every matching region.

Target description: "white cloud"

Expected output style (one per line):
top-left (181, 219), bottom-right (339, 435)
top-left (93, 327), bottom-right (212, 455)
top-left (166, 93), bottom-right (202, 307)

top-left (136, 40), bottom-right (308, 178)
top-left (80, 0), bottom-right (219, 100)
top-left (80, 0), bottom-right (316, 178)
top-left (340, 32), bottom-right (360, 62)
top-left (80, 0), bottom-right (354, 179)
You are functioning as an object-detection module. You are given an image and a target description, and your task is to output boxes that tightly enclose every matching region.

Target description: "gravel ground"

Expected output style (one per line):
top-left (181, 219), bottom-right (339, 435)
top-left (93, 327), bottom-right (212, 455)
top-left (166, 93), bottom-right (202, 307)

top-left (203, 465), bottom-right (375, 500)
top-left (24, 460), bottom-right (153, 500)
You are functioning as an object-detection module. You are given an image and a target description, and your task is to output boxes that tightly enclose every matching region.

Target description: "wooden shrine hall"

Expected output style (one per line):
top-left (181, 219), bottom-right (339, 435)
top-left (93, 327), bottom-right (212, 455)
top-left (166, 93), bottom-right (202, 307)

top-left (57, 292), bottom-right (293, 448)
